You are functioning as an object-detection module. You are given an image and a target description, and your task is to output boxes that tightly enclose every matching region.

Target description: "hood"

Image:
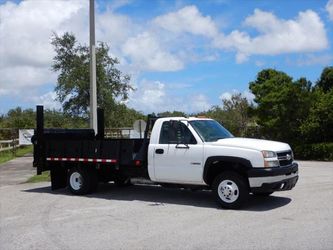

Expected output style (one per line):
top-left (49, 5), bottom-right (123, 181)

top-left (210, 138), bottom-right (291, 152)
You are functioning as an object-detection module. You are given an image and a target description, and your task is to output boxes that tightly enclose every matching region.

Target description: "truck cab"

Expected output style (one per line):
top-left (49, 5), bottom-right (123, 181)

top-left (147, 117), bottom-right (298, 208)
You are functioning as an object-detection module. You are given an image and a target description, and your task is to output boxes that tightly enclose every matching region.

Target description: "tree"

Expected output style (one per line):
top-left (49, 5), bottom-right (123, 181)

top-left (316, 66), bottom-right (333, 93)
top-left (2, 107), bottom-right (35, 128)
top-left (221, 93), bottom-right (251, 136)
top-left (158, 111), bottom-right (187, 117)
top-left (0, 114), bottom-right (4, 128)
top-left (249, 69), bottom-right (312, 144)
top-left (300, 89), bottom-right (333, 143)
top-left (299, 66), bottom-right (333, 143)
top-left (199, 93), bottom-right (253, 136)
top-left (0, 107), bottom-right (91, 130)
top-left (51, 32), bottom-right (137, 127)
top-left (44, 110), bottom-right (88, 128)
top-left (106, 104), bottom-right (145, 128)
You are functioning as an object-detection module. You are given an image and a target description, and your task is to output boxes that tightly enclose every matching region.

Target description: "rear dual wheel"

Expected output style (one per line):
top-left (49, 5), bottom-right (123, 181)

top-left (68, 167), bottom-right (98, 195)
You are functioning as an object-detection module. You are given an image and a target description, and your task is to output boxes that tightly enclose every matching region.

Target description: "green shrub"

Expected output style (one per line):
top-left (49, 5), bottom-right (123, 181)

top-left (294, 143), bottom-right (333, 161)
top-left (0, 145), bottom-right (33, 164)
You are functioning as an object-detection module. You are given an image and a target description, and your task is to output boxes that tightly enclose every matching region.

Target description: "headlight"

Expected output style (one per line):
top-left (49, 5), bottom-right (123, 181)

top-left (262, 150), bottom-right (279, 167)
top-left (262, 150), bottom-right (277, 158)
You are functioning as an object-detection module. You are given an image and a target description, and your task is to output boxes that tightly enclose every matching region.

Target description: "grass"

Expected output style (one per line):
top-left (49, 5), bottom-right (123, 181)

top-left (26, 171), bottom-right (51, 183)
top-left (0, 145), bottom-right (33, 165)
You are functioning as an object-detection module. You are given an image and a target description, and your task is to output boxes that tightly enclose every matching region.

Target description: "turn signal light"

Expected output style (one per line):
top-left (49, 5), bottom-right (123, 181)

top-left (264, 160), bottom-right (280, 168)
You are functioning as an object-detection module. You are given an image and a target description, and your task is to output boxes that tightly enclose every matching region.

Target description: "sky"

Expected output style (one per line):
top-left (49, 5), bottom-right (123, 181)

top-left (0, 0), bottom-right (332, 115)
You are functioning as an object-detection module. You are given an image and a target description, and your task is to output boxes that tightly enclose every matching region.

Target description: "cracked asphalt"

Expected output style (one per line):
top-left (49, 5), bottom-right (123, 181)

top-left (0, 158), bottom-right (332, 250)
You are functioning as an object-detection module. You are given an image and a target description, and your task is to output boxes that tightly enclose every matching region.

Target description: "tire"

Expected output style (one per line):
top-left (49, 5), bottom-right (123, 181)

top-left (252, 191), bottom-right (274, 196)
top-left (213, 171), bottom-right (249, 209)
top-left (68, 167), bottom-right (91, 195)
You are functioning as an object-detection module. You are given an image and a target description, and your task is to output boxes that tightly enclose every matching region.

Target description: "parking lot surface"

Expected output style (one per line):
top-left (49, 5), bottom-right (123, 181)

top-left (0, 159), bottom-right (332, 250)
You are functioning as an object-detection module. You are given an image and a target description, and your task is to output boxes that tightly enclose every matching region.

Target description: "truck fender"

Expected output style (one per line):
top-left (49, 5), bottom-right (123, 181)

top-left (203, 156), bottom-right (252, 185)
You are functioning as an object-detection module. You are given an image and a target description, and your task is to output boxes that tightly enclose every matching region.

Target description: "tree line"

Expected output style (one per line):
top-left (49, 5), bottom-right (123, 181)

top-left (1, 33), bottom-right (332, 160)
top-left (200, 67), bottom-right (333, 160)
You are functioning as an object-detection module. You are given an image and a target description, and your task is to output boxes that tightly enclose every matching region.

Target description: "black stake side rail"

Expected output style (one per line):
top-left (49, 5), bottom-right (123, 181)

top-left (33, 105), bottom-right (160, 175)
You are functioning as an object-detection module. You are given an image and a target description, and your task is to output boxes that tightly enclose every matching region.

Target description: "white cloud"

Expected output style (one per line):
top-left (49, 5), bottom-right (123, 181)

top-left (128, 79), bottom-right (211, 113)
top-left (219, 91), bottom-right (233, 101)
top-left (326, 0), bottom-right (333, 21)
top-left (0, 0), bottom-right (88, 68)
top-left (0, 0), bottom-right (88, 101)
top-left (127, 79), bottom-right (166, 113)
top-left (97, 10), bottom-right (137, 52)
top-left (255, 60), bottom-right (265, 67)
top-left (214, 9), bottom-right (328, 62)
top-left (0, 66), bottom-right (57, 96)
top-left (153, 5), bottom-right (218, 38)
top-left (109, 0), bottom-right (133, 11)
top-left (219, 89), bottom-right (254, 103)
top-left (295, 54), bottom-right (333, 66)
top-left (0, 0), bottom-right (188, 106)
top-left (29, 91), bottom-right (61, 110)
top-left (138, 80), bottom-right (165, 106)
top-left (122, 32), bottom-right (184, 71)
top-left (242, 90), bottom-right (255, 103)
top-left (190, 94), bottom-right (211, 111)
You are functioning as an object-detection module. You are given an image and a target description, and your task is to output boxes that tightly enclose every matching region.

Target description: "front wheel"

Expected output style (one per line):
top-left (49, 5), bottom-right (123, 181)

top-left (213, 172), bottom-right (249, 209)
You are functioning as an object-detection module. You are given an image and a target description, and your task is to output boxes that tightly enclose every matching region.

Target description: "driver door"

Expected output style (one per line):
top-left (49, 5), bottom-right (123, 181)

top-left (153, 121), bottom-right (204, 184)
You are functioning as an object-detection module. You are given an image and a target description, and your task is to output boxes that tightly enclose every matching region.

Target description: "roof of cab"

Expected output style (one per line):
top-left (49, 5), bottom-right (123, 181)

top-left (156, 117), bottom-right (213, 122)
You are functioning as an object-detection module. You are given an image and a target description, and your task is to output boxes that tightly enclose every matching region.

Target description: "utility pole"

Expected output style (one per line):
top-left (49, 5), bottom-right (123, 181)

top-left (89, 0), bottom-right (97, 133)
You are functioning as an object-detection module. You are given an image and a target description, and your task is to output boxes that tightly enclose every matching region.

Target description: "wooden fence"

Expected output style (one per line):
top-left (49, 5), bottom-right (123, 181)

top-left (0, 139), bottom-right (19, 152)
top-left (0, 128), bottom-right (19, 154)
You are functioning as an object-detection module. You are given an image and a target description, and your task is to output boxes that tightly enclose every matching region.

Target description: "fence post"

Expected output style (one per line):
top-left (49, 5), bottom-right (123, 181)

top-left (11, 129), bottom-right (16, 156)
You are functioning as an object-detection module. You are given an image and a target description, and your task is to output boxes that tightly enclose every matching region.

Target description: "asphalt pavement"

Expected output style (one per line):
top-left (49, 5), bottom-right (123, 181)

top-left (0, 154), bottom-right (34, 187)
top-left (0, 158), bottom-right (332, 250)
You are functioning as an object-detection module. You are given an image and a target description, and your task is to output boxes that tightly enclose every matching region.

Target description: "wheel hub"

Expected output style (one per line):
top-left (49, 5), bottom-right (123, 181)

top-left (70, 172), bottom-right (82, 191)
top-left (222, 185), bottom-right (233, 197)
top-left (218, 179), bottom-right (239, 203)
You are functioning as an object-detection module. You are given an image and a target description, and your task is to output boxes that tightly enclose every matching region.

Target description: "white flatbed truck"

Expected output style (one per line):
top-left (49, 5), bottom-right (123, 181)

top-left (33, 106), bottom-right (298, 209)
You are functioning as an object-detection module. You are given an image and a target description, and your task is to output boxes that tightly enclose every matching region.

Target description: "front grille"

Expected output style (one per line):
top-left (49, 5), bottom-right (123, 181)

top-left (277, 150), bottom-right (293, 166)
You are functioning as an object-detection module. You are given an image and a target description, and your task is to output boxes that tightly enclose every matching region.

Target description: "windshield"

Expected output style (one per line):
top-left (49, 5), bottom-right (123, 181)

top-left (190, 120), bottom-right (233, 142)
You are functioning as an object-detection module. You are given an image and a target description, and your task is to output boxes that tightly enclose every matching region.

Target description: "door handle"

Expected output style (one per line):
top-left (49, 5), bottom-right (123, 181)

top-left (155, 149), bottom-right (164, 154)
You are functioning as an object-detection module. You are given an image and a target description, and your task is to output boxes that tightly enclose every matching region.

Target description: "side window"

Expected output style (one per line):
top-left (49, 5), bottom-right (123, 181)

top-left (159, 121), bottom-right (197, 144)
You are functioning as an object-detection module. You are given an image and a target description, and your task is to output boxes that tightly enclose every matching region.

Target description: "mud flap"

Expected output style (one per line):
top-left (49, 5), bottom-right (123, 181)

top-left (51, 167), bottom-right (67, 190)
